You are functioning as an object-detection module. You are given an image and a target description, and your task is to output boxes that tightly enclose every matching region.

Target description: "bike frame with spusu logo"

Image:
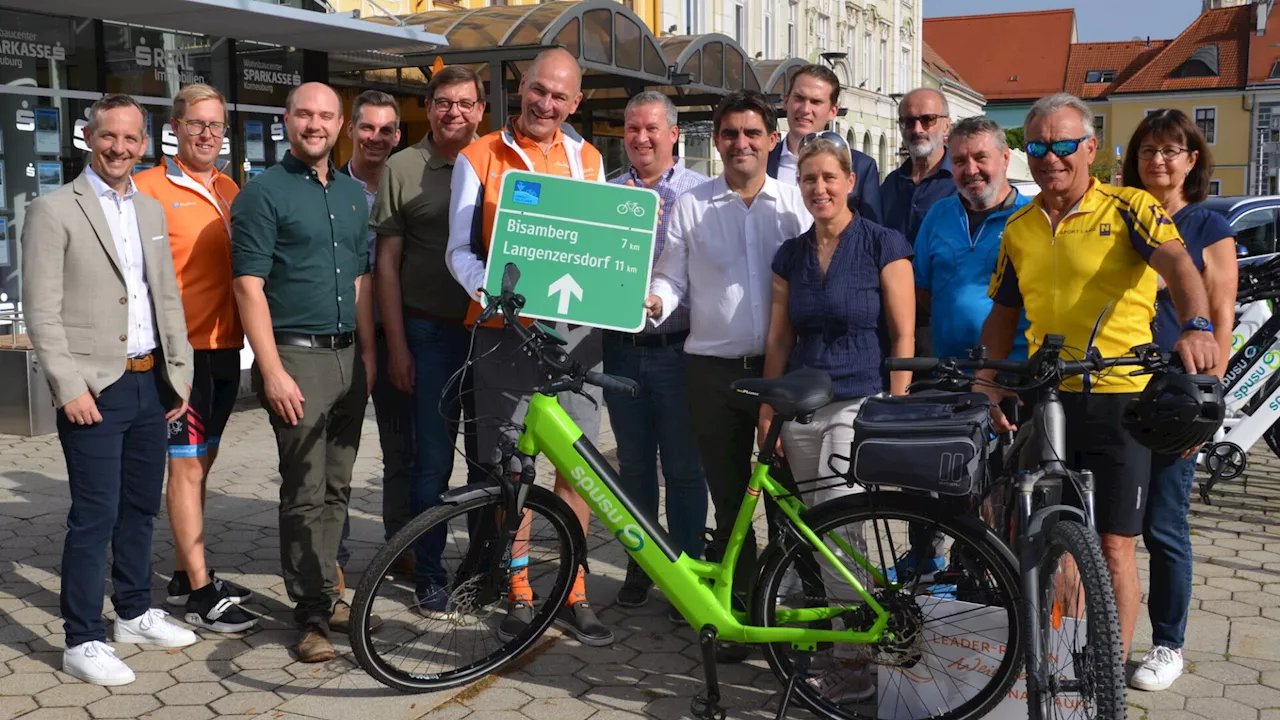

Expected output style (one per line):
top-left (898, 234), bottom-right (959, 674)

top-left (514, 391), bottom-right (890, 644)
top-left (1221, 300), bottom-right (1279, 415)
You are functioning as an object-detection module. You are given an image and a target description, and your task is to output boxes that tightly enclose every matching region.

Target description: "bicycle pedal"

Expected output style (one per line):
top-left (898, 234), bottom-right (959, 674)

top-left (690, 693), bottom-right (726, 720)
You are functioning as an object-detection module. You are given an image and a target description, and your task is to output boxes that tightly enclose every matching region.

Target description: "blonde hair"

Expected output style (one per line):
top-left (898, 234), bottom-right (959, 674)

top-left (797, 138), bottom-right (852, 176)
top-left (172, 83), bottom-right (226, 122)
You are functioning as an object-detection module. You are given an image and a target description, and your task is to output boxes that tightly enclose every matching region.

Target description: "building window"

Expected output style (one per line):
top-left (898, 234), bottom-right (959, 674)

top-left (900, 45), bottom-right (910, 93)
top-left (1270, 60), bottom-right (1280, 79)
top-left (763, 2), bottom-right (773, 58)
top-left (879, 38), bottom-right (887, 92)
top-left (1093, 115), bottom-right (1106, 147)
top-left (787, 3), bottom-right (796, 57)
top-left (846, 26), bottom-right (854, 66)
top-left (1195, 107), bottom-right (1217, 143)
top-left (1209, 179), bottom-right (1222, 196)
top-left (735, 2), bottom-right (745, 44)
top-left (685, 0), bottom-right (701, 34)
top-left (817, 14), bottom-right (829, 52)
top-left (1084, 70), bottom-right (1115, 83)
top-left (862, 32), bottom-right (871, 85)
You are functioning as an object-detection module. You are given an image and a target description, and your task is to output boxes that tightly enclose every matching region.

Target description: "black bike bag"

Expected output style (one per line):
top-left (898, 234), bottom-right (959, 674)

top-left (849, 391), bottom-right (994, 495)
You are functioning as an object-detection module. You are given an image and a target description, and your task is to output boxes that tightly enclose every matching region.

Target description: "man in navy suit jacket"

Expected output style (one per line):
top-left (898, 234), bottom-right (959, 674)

top-left (766, 64), bottom-right (881, 222)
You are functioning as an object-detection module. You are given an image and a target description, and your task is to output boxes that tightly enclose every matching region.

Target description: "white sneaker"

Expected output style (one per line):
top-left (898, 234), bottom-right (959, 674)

top-left (1129, 645), bottom-right (1184, 691)
top-left (113, 609), bottom-right (198, 648)
top-left (63, 641), bottom-right (136, 686)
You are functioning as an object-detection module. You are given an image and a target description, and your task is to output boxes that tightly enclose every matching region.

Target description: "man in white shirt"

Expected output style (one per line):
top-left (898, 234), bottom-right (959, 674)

top-left (645, 90), bottom-right (811, 650)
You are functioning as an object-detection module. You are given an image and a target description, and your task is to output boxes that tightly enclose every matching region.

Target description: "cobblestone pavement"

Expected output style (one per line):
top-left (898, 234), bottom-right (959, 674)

top-left (5, 402), bottom-right (1280, 720)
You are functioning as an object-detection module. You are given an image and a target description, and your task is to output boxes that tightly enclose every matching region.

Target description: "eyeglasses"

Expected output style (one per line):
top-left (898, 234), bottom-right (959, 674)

top-left (1138, 146), bottom-right (1190, 163)
top-left (1025, 136), bottom-right (1091, 159)
top-left (432, 98), bottom-right (478, 113)
top-left (176, 119), bottom-right (228, 137)
top-left (898, 114), bottom-right (944, 130)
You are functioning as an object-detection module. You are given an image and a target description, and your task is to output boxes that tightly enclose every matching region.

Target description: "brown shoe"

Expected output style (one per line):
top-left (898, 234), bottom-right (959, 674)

top-left (297, 621), bottom-right (335, 663)
top-left (329, 599), bottom-right (381, 635)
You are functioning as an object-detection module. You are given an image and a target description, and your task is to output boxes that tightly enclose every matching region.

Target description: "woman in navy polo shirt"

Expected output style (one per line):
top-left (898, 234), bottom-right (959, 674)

top-left (1122, 109), bottom-right (1237, 693)
top-left (758, 137), bottom-right (915, 703)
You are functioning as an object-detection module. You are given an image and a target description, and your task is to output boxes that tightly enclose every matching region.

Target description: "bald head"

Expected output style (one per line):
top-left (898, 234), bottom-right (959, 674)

top-left (518, 47), bottom-right (584, 144)
top-left (284, 81), bottom-right (344, 165)
top-left (898, 87), bottom-right (951, 162)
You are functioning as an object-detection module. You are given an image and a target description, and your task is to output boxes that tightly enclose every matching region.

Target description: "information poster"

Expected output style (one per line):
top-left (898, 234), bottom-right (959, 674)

top-left (275, 142), bottom-right (289, 162)
top-left (0, 218), bottom-right (9, 267)
top-left (0, 161), bottom-right (6, 211)
top-left (244, 121), bottom-right (265, 163)
top-left (35, 108), bottom-right (60, 155)
top-left (37, 162), bottom-right (62, 196)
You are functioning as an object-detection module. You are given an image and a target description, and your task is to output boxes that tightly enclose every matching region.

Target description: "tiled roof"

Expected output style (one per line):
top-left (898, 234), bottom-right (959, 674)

top-left (923, 9), bottom-right (1076, 101)
top-left (1113, 5), bottom-right (1250, 94)
top-left (922, 41), bottom-right (974, 91)
top-left (1065, 40), bottom-right (1170, 100)
top-left (1248, 2), bottom-right (1280, 85)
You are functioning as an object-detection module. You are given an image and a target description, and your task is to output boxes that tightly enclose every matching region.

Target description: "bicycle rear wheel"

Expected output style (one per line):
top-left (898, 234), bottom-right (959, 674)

top-left (1028, 520), bottom-right (1125, 720)
top-left (754, 491), bottom-right (1024, 720)
top-left (349, 485), bottom-right (583, 693)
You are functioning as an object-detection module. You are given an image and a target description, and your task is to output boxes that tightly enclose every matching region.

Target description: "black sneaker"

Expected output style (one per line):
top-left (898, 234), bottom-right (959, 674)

top-left (615, 559), bottom-right (653, 608)
top-left (184, 582), bottom-right (259, 633)
top-left (555, 601), bottom-right (614, 647)
top-left (497, 601), bottom-right (534, 643)
top-left (167, 570), bottom-right (253, 607)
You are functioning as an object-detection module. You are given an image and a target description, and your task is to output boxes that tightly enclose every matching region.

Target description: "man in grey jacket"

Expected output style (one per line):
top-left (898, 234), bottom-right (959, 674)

top-left (23, 93), bottom-right (196, 686)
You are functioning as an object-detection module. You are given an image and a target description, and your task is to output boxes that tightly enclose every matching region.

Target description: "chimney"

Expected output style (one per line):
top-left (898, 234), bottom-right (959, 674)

top-left (1146, 35), bottom-right (1151, 48)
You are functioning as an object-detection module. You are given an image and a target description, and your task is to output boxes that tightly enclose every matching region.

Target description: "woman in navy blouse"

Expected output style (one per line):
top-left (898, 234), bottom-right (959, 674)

top-left (1122, 109), bottom-right (1237, 693)
top-left (758, 137), bottom-right (915, 702)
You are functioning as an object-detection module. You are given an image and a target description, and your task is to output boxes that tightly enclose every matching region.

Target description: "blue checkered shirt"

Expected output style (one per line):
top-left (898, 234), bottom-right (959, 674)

top-left (611, 161), bottom-right (709, 334)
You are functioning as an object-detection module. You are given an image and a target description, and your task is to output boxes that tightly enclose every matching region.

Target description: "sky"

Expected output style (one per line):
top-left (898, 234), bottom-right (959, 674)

top-left (923, 0), bottom-right (1203, 42)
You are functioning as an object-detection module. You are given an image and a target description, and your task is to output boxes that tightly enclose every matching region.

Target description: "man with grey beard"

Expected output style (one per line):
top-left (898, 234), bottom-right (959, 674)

top-left (913, 115), bottom-right (1030, 363)
top-left (880, 88), bottom-right (955, 246)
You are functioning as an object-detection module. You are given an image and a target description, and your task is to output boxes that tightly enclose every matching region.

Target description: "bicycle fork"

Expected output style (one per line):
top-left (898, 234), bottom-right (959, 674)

top-left (454, 447), bottom-right (539, 606)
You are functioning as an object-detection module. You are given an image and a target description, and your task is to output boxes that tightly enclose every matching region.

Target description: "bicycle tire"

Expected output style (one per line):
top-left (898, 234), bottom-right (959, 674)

top-left (1027, 520), bottom-right (1125, 720)
top-left (753, 491), bottom-right (1024, 720)
top-left (349, 486), bottom-right (584, 693)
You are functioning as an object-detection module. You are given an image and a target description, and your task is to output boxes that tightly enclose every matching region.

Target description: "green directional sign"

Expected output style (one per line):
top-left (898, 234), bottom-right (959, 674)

top-left (483, 170), bottom-right (659, 333)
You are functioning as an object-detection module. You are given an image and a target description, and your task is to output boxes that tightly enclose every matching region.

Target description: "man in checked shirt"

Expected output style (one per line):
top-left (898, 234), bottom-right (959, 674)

top-left (606, 91), bottom-right (710, 618)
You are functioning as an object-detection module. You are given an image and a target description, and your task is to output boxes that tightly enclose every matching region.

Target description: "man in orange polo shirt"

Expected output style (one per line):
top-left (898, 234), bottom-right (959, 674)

top-left (135, 84), bottom-right (257, 634)
top-left (446, 48), bottom-right (613, 646)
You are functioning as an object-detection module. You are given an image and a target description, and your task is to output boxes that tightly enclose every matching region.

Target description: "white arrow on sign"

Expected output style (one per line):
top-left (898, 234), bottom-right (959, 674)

top-left (548, 273), bottom-right (584, 314)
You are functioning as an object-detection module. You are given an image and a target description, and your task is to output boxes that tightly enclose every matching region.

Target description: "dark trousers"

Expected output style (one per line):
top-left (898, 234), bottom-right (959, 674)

top-left (256, 344), bottom-right (367, 624)
top-left (1145, 453), bottom-right (1196, 649)
top-left (687, 354), bottom-right (762, 596)
top-left (58, 369), bottom-right (168, 647)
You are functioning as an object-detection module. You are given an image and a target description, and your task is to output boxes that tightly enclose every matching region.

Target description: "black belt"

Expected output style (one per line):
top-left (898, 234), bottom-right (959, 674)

top-left (606, 329), bottom-right (688, 348)
top-left (698, 354), bottom-right (765, 372)
top-left (274, 331), bottom-right (354, 349)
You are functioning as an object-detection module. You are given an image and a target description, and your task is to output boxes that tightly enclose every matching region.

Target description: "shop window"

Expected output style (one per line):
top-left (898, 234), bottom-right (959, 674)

top-left (103, 23), bottom-right (231, 99)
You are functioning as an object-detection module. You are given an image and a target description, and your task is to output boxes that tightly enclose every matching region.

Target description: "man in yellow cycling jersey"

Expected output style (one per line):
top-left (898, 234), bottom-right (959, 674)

top-left (976, 93), bottom-right (1218, 662)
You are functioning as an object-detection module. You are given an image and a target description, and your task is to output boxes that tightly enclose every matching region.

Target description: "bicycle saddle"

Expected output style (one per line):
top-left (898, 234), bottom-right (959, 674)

top-left (732, 367), bottom-right (834, 418)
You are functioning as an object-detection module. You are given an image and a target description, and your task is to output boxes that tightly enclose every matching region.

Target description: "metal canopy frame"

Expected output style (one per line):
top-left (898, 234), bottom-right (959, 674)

top-left (753, 57), bottom-right (809, 99)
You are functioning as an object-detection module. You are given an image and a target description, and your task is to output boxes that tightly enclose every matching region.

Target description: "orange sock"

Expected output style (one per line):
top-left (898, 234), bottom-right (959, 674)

top-left (566, 567), bottom-right (587, 606)
top-left (508, 566), bottom-right (533, 604)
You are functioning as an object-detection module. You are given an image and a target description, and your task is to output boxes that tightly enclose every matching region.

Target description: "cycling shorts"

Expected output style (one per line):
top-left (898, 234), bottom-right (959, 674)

top-left (168, 349), bottom-right (241, 458)
top-left (1059, 392), bottom-right (1152, 537)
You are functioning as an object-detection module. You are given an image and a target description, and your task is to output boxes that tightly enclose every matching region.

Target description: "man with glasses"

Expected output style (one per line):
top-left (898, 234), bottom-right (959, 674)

top-left (977, 92), bottom-right (1218, 662)
top-left (882, 88), bottom-right (955, 246)
top-left (135, 84), bottom-right (257, 634)
top-left (767, 64), bottom-right (881, 221)
top-left (373, 66), bottom-right (486, 618)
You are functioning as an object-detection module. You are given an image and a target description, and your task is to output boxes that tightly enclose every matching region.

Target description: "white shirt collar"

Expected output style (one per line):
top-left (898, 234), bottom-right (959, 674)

top-left (85, 165), bottom-right (137, 200)
top-left (710, 174), bottom-right (779, 202)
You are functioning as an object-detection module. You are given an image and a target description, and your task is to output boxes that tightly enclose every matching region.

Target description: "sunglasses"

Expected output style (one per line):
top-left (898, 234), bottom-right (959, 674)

top-left (1025, 136), bottom-right (1092, 159)
top-left (898, 114), bottom-right (944, 130)
top-left (799, 131), bottom-right (849, 150)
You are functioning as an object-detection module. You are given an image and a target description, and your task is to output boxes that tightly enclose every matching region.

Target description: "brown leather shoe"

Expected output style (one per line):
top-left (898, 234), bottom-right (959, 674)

top-left (297, 621), bottom-right (335, 663)
top-left (329, 599), bottom-right (381, 635)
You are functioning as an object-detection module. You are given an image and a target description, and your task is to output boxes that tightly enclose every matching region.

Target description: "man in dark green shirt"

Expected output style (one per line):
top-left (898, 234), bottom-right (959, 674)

top-left (230, 81), bottom-right (374, 664)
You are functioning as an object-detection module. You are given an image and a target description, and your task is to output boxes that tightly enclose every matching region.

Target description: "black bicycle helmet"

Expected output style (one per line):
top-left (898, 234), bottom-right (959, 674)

top-left (1122, 371), bottom-right (1225, 455)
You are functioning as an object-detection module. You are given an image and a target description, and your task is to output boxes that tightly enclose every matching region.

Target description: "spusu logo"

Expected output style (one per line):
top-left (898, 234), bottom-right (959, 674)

top-left (568, 466), bottom-right (645, 551)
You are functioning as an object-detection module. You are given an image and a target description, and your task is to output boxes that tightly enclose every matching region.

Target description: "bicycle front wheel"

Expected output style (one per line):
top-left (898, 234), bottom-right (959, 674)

top-left (1028, 520), bottom-right (1125, 720)
top-left (754, 491), bottom-right (1024, 720)
top-left (349, 485), bottom-right (584, 693)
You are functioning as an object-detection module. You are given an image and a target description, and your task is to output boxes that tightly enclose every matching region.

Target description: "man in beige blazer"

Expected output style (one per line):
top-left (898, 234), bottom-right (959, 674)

top-left (23, 94), bottom-right (197, 687)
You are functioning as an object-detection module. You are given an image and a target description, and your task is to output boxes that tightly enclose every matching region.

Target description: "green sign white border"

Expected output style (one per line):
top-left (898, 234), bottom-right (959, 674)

top-left (483, 169), bottom-right (661, 334)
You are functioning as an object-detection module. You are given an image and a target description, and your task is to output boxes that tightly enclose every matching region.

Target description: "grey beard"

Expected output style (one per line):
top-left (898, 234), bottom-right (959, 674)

top-left (960, 182), bottom-right (999, 208)
top-left (908, 137), bottom-right (936, 159)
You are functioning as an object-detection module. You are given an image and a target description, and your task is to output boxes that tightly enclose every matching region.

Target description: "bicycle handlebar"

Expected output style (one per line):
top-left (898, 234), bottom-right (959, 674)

top-left (477, 263), bottom-right (641, 398)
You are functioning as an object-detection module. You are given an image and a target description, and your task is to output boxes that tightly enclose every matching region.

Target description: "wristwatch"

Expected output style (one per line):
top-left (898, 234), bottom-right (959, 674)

top-left (1182, 316), bottom-right (1214, 333)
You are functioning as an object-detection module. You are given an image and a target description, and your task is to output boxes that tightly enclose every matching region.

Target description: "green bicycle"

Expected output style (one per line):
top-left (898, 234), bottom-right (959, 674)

top-left (350, 264), bottom-right (1025, 720)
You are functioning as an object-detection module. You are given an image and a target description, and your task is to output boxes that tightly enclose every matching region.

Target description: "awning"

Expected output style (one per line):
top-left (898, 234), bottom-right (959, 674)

top-left (753, 57), bottom-right (809, 99)
top-left (0, 0), bottom-right (447, 53)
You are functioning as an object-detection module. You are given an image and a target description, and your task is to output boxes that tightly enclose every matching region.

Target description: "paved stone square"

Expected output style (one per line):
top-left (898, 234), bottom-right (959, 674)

top-left (4, 401), bottom-right (1280, 720)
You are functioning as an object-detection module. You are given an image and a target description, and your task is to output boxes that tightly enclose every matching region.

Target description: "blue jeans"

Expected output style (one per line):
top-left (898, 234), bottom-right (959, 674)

top-left (405, 316), bottom-right (476, 587)
top-left (602, 333), bottom-right (707, 559)
top-left (1145, 453), bottom-right (1196, 649)
top-left (58, 370), bottom-right (168, 646)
